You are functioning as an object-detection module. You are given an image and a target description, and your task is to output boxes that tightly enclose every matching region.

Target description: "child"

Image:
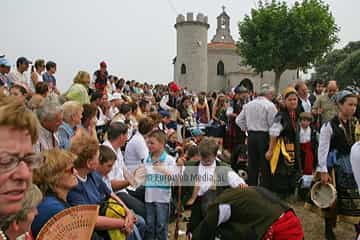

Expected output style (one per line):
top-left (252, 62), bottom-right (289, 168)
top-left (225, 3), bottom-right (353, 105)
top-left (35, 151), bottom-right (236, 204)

top-left (184, 144), bottom-right (201, 162)
top-left (144, 130), bottom-right (178, 240)
top-left (97, 145), bottom-right (148, 238)
top-left (299, 112), bottom-right (317, 175)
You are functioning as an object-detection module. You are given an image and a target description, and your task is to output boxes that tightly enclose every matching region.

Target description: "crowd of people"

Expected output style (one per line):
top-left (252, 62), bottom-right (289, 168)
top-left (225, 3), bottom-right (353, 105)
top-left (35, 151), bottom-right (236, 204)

top-left (0, 55), bottom-right (359, 240)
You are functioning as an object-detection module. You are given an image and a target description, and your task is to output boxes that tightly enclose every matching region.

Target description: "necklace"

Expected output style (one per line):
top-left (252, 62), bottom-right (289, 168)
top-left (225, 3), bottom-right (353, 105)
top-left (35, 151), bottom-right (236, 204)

top-left (0, 230), bottom-right (7, 240)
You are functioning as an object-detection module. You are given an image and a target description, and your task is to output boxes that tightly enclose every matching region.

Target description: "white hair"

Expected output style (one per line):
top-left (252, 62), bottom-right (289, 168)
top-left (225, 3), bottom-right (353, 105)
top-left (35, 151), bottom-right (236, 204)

top-left (36, 96), bottom-right (63, 121)
top-left (62, 101), bottom-right (82, 123)
top-left (258, 84), bottom-right (275, 96)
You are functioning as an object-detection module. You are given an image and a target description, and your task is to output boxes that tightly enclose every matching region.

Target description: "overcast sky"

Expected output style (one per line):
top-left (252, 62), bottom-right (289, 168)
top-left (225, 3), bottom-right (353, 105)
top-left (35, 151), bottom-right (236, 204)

top-left (2, 0), bottom-right (359, 91)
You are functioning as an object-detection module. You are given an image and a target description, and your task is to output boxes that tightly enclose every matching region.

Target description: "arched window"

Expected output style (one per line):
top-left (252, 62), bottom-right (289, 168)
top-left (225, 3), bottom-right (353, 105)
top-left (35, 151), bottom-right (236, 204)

top-left (217, 61), bottom-right (224, 76)
top-left (181, 64), bottom-right (186, 74)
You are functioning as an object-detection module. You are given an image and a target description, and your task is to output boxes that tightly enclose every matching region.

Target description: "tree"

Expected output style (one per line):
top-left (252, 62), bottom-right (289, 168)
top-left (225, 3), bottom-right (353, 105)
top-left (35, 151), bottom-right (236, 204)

top-left (237, 0), bottom-right (338, 93)
top-left (335, 49), bottom-right (360, 88)
top-left (313, 40), bottom-right (360, 87)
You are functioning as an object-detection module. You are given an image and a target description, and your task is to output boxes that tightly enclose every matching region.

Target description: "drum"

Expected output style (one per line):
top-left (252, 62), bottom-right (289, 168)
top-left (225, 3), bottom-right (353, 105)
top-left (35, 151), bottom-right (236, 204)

top-left (310, 182), bottom-right (337, 209)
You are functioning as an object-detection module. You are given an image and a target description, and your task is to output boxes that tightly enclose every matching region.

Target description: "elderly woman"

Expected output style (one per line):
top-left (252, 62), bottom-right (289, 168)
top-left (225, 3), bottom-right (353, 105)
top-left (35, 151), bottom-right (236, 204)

top-left (31, 149), bottom-right (78, 238)
top-left (317, 90), bottom-right (359, 239)
top-left (65, 71), bottom-right (91, 105)
top-left (1, 184), bottom-right (42, 240)
top-left (58, 101), bottom-right (83, 149)
top-left (67, 130), bottom-right (146, 240)
top-left (265, 87), bottom-right (301, 199)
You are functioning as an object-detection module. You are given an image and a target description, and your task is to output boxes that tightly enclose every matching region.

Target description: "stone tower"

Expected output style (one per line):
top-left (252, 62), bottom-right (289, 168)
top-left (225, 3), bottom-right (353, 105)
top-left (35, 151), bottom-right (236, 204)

top-left (174, 12), bottom-right (209, 92)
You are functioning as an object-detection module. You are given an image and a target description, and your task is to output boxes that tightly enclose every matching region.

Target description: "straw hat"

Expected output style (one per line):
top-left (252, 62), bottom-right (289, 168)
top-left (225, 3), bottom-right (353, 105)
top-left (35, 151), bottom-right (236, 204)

top-left (310, 182), bottom-right (337, 209)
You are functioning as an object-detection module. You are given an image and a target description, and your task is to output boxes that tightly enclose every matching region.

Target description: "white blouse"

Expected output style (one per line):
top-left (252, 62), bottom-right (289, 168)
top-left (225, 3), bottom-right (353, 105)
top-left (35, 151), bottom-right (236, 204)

top-left (316, 123), bottom-right (333, 173)
top-left (300, 126), bottom-right (311, 143)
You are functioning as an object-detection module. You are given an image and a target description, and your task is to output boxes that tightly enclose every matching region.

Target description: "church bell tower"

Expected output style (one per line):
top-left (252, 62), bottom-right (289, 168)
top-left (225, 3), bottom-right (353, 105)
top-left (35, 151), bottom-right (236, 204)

top-left (211, 6), bottom-right (234, 43)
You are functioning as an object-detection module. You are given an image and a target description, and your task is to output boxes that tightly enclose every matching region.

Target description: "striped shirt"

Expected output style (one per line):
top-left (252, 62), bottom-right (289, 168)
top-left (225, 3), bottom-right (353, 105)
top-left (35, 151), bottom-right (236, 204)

top-left (236, 96), bottom-right (277, 132)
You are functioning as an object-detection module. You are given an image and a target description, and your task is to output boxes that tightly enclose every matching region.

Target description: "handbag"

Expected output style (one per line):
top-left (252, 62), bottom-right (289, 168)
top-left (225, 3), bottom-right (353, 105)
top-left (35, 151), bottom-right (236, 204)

top-left (98, 198), bottom-right (126, 240)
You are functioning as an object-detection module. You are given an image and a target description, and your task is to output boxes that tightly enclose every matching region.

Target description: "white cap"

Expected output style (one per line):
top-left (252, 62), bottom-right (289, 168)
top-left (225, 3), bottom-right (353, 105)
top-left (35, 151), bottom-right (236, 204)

top-left (110, 92), bottom-right (122, 101)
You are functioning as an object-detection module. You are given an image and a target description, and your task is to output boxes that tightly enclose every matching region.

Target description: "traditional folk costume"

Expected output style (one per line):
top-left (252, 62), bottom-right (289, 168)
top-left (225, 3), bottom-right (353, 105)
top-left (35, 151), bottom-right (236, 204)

top-left (317, 115), bottom-right (360, 228)
top-left (299, 112), bottom-right (318, 175)
top-left (181, 159), bottom-right (245, 235)
top-left (192, 187), bottom-right (304, 240)
top-left (268, 88), bottom-right (302, 199)
top-left (299, 126), bottom-right (317, 175)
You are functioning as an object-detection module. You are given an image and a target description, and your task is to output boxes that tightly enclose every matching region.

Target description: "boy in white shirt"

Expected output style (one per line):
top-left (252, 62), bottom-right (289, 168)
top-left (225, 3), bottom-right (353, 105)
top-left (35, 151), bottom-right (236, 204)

top-left (144, 130), bottom-right (178, 240)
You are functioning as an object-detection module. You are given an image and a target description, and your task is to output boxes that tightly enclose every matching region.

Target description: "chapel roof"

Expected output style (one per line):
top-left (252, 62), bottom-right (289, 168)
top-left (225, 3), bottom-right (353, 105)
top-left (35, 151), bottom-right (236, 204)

top-left (207, 42), bottom-right (236, 50)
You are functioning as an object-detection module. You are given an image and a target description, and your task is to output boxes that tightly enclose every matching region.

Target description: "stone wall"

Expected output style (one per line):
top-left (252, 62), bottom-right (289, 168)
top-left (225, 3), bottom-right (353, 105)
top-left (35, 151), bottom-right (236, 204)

top-left (174, 13), bottom-right (209, 92)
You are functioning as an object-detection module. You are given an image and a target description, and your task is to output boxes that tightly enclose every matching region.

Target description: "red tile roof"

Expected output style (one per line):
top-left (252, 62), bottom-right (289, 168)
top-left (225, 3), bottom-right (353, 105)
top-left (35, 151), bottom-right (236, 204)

top-left (208, 42), bottom-right (236, 49)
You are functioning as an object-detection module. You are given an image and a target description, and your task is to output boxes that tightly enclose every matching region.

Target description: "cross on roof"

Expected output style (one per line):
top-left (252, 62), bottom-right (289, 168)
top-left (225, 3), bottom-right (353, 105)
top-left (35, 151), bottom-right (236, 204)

top-left (222, 5), bottom-right (226, 12)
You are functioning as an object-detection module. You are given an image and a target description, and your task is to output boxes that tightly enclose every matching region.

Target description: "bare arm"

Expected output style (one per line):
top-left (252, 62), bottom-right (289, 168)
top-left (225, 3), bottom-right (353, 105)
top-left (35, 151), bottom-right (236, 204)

top-left (206, 104), bottom-right (210, 122)
top-left (111, 179), bottom-right (130, 192)
top-left (265, 135), bottom-right (278, 161)
top-left (31, 72), bottom-right (39, 88)
top-left (96, 215), bottom-right (124, 230)
top-left (212, 105), bottom-right (218, 121)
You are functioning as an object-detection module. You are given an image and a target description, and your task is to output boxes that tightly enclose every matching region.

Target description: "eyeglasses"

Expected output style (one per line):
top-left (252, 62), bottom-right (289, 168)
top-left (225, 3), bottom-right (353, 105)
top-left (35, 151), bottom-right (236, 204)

top-left (0, 152), bottom-right (44, 174)
top-left (64, 166), bottom-right (76, 175)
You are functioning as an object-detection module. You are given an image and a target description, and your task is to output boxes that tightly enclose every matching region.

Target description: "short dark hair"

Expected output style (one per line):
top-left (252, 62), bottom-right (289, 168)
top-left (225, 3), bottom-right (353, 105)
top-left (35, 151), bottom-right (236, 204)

top-left (90, 91), bottom-right (103, 103)
top-left (186, 145), bottom-right (200, 159)
top-left (35, 82), bottom-right (49, 95)
top-left (107, 122), bottom-right (128, 141)
top-left (139, 99), bottom-right (149, 111)
top-left (138, 117), bottom-right (154, 135)
top-left (119, 103), bottom-right (132, 115)
top-left (99, 145), bottom-right (116, 164)
top-left (45, 61), bottom-right (56, 71)
top-left (314, 79), bottom-right (324, 87)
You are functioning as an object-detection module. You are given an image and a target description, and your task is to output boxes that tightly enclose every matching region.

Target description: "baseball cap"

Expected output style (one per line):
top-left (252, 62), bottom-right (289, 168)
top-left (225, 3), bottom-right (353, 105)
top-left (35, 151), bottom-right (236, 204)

top-left (169, 82), bottom-right (180, 92)
top-left (110, 92), bottom-right (122, 101)
top-left (0, 57), bottom-right (11, 67)
top-left (16, 57), bottom-right (32, 65)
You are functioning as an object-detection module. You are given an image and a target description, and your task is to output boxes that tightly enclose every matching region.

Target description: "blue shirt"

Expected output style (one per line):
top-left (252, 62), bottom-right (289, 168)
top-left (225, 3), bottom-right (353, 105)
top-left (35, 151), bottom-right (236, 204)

top-left (58, 121), bottom-right (75, 149)
top-left (42, 72), bottom-right (56, 87)
top-left (31, 195), bottom-right (68, 238)
top-left (67, 171), bottom-right (112, 206)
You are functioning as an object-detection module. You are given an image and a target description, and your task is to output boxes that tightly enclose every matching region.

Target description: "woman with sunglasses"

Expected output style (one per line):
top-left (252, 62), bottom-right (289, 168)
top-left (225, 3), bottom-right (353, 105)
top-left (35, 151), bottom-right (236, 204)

top-left (30, 148), bottom-right (78, 238)
top-left (30, 59), bottom-right (45, 92)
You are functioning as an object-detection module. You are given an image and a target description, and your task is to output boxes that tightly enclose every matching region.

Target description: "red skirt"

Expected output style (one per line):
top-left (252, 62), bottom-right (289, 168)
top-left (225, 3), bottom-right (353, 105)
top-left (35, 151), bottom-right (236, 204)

top-left (300, 142), bottom-right (314, 175)
top-left (262, 210), bottom-right (304, 240)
